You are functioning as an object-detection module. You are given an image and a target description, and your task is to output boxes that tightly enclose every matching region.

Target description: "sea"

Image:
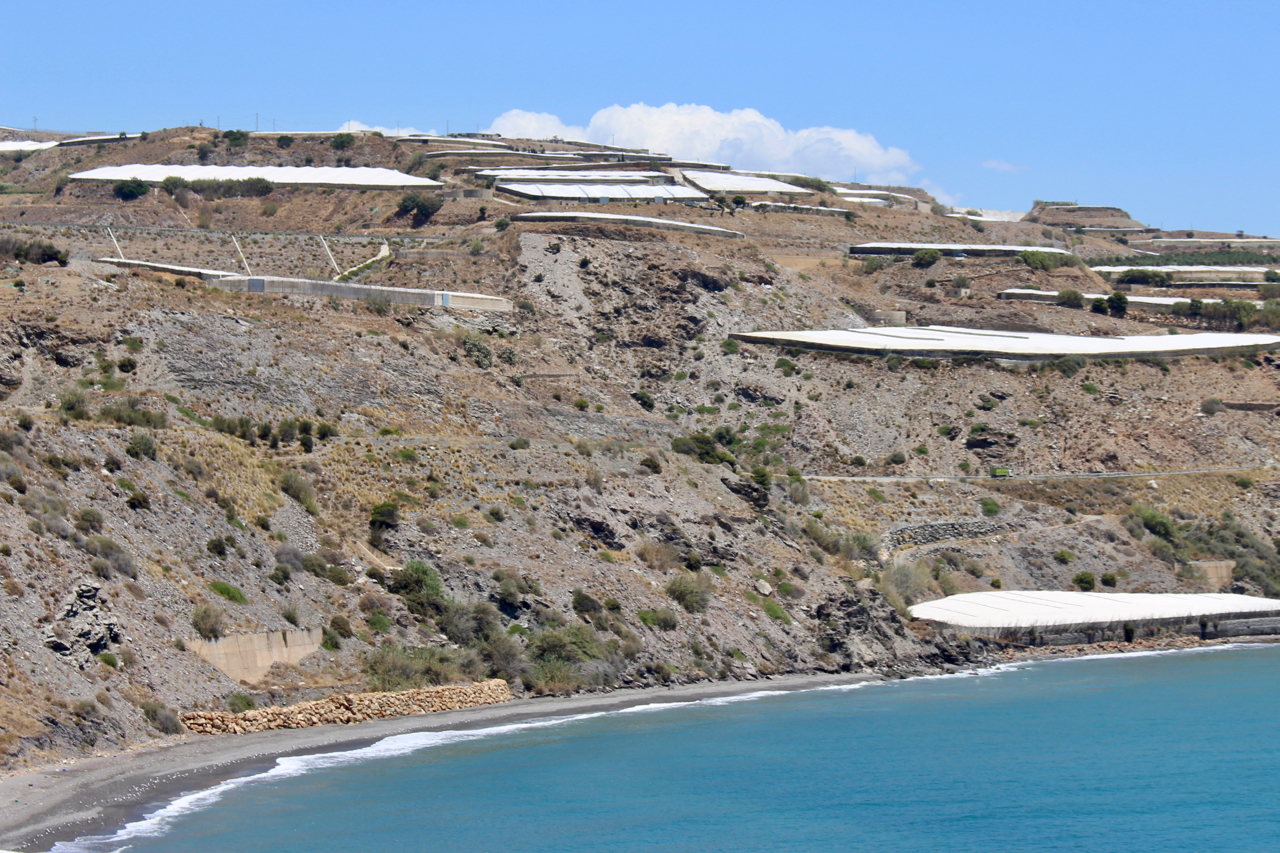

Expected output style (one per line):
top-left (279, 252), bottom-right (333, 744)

top-left (54, 643), bottom-right (1280, 852)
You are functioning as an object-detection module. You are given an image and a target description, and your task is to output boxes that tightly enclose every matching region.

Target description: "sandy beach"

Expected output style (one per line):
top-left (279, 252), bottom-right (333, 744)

top-left (0, 672), bottom-right (883, 851)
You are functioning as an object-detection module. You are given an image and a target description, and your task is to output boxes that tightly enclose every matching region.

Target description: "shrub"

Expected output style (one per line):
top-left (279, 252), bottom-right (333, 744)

top-left (912, 248), bottom-right (942, 268)
top-left (494, 217), bottom-right (511, 231)
top-left (112, 178), bottom-right (150, 201)
top-left (97, 652), bottom-right (118, 669)
top-left (330, 132), bottom-right (356, 150)
top-left (572, 589), bottom-right (603, 614)
top-left (529, 624), bottom-right (603, 663)
top-left (126, 432), bottom-right (157, 460)
top-left (367, 612), bottom-right (392, 632)
top-left (191, 603), bottom-right (226, 639)
top-left (276, 135), bottom-right (294, 149)
top-left (125, 490), bottom-right (151, 510)
top-left (222, 129), bottom-right (249, 147)
top-left (761, 598), bottom-right (790, 623)
top-left (751, 466), bottom-right (772, 489)
top-left (670, 434), bottom-right (734, 466)
top-left (1020, 250), bottom-right (1079, 271)
top-left (665, 572), bottom-right (712, 613)
top-left (398, 192), bottom-right (442, 223)
top-left (321, 627), bottom-right (343, 650)
top-left (1116, 269), bottom-right (1172, 286)
top-left (206, 537), bottom-right (227, 558)
top-left (981, 497), bottom-right (1001, 516)
top-left (330, 615), bottom-right (354, 638)
top-left (1072, 571), bottom-right (1097, 591)
top-left (509, 436), bottom-right (530, 450)
top-left (228, 693), bottom-right (255, 713)
top-left (631, 390), bottom-right (656, 411)
top-left (280, 470), bottom-right (319, 514)
top-left (1056, 289), bottom-right (1085, 309)
top-left (887, 451), bottom-right (907, 466)
top-left (721, 338), bottom-right (740, 354)
top-left (1107, 292), bottom-right (1128, 317)
top-left (1053, 550), bottom-right (1077, 565)
top-left (1101, 572), bottom-right (1118, 588)
top-left (208, 581), bottom-right (246, 603)
top-left (1200, 398), bottom-right (1226, 416)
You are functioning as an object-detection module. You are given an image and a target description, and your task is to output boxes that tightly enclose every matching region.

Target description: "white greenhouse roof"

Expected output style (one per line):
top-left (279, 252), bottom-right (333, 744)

top-left (945, 209), bottom-right (1027, 222)
top-left (1135, 238), bottom-right (1280, 245)
top-left (835, 188), bottom-right (919, 203)
top-left (999, 288), bottom-right (1261, 308)
top-left (497, 183), bottom-right (704, 201)
top-left (478, 169), bottom-right (669, 183)
top-left (853, 242), bottom-right (1075, 256)
top-left (730, 325), bottom-right (1280, 358)
top-left (0, 140), bottom-right (59, 152)
top-left (682, 170), bottom-right (814, 195)
top-left (911, 591), bottom-right (1280, 631)
top-left (69, 164), bottom-right (442, 189)
top-left (1092, 265), bottom-right (1272, 273)
top-left (513, 211), bottom-right (743, 238)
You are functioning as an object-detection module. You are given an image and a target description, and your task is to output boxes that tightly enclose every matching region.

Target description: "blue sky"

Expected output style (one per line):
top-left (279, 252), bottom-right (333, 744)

top-left (8, 1), bottom-right (1277, 234)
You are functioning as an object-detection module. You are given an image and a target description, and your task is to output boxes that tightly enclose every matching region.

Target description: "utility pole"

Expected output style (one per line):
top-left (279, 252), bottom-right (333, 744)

top-left (32, 117), bottom-right (37, 131)
top-left (255, 112), bottom-right (259, 131)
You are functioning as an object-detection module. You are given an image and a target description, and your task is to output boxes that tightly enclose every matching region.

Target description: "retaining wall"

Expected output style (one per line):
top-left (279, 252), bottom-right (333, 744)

top-left (215, 276), bottom-right (511, 312)
top-left (883, 519), bottom-right (1005, 553)
top-left (182, 679), bottom-right (513, 734)
top-left (188, 628), bottom-right (323, 683)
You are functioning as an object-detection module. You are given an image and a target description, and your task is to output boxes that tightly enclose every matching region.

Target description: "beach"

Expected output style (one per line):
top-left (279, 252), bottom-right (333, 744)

top-left (0, 672), bottom-right (881, 851)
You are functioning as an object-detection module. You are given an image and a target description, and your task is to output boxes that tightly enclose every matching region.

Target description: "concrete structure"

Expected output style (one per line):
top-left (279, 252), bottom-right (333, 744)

top-left (682, 170), bottom-right (814, 197)
top-left (71, 164), bottom-right (443, 190)
top-left (410, 149), bottom-right (582, 161)
top-left (97, 259), bottom-right (511, 311)
top-left (217, 276), bottom-right (511, 311)
top-left (497, 183), bottom-right (704, 202)
top-left (399, 135), bottom-right (511, 149)
top-left (728, 325), bottom-right (1280, 360)
top-left (1133, 238), bottom-right (1280, 247)
top-left (852, 242), bottom-right (1076, 257)
top-left (188, 628), bottom-right (323, 683)
top-left (998, 288), bottom-right (1261, 313)
top-left (910, 591), bottom-right (1280, 644)
top-left (945, 209), bottom-right (1027, 223)
top-left (1093, 265), bottom-right (1275, 283)
top-left (752, 202), bottom-right (879, 216)
top-left (512, 211), bottom-right (744, 238)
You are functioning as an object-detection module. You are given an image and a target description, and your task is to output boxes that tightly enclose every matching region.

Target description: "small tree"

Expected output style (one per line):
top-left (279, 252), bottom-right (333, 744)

top-left (398, 192), bottom-right (442, 224)
top-left (113, 178), bottom-right (150, 201)
top-left (1072, 571), bottom-right (1097, 591)
top-left (369, 501), bottom-right (400, 548)
top-left (330, 133), bottom-right (356, 150)
top-left (1056, 289), bottom-right (1084, 309)
top-left (1107, 292), bottom-right (1129, 317)
top-left (276, 135), bottom-right (295, 149)
top-left (1091, 297), bottom-right (1109, 314)
top-left (912, 248), bottom-right (942, 268)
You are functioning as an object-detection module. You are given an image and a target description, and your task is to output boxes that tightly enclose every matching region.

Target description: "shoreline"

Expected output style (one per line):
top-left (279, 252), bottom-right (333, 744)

top-left (3, 635), bottom-right (1275, 851)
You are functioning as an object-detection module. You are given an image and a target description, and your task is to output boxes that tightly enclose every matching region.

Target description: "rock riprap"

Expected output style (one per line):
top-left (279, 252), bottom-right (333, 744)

top-left (182, 679), bottom-right (513, 734)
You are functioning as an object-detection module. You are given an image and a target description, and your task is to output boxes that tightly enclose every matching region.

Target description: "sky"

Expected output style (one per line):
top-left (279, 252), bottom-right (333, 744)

top-left (6, 0), bottom-right (1277, 234)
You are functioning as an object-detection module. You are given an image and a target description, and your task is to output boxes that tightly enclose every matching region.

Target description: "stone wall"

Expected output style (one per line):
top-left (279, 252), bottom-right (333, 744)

top-left (882, 519), bottom-right (1005, 553)
top-left (187, 628), bottom-right (323, 683)
top-left (182, 679), bottom-right (513, 734)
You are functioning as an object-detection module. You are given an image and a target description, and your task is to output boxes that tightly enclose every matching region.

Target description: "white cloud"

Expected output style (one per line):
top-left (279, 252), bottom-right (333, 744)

top-left (488, 103), bottom-right (918, 185)
top-left (919, 179), bottom-right (960, 207)
top-left (982, 159), bottom-right (1019, 172)
top-left (338, 119), bottom-right (436, 137)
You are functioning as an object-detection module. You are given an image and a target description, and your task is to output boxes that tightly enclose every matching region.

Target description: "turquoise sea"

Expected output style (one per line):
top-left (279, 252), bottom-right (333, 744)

top-left (57, 644), bottom-right (1280, 852)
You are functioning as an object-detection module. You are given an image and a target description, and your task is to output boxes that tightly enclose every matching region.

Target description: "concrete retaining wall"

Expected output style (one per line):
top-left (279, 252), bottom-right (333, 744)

top-left (215, 276), bottom-right (511, 312)
top-left (188, 628), bottom-right (323, 683)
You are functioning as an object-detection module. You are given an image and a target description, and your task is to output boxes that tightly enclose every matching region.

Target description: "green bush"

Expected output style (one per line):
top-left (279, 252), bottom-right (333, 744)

top-left (1072, 571), bottom-right (1096, 591)
top-left (398, 192), bottom-right (442, 222)
top-left (1116, 269), bottom-right (1172, 286)
top-left (665, 571), bottom-right (712, 613)
top-left (222, 129), bottom-right (249, 147)
top-left (191, 603), bottom-right (226, 639)
top-left (572, 588), bottom-right (603, 613)
top-left (1056, 289), bottom-right (1085, 309)
top-left (112, 178), bottom-right (150, 201)
top-left (276, 135), bottom-right (294, 149)
top-left (228, 693), bottom-right (255, 713)
top-left (631, 389), bottom-right (656, 411)
top-left (330, 132), bottom-right (356, 150)
top-left (1101, 572), bottom-right (1118, 588)
top-left (509, 436), bottom-right (530, 450)
top-left (912, 248), bottom-right (942, 268)
top-left (126, 431), bottom-right (157, 460)
top-left (1107, 292), bottom-right (1128, 317)
top-left (751, 466), bottom-right (772, 489)
top-left (887, 451), bottom-right (907, 465)
top-left (671, 434), bottom-right (734, 466)
top-left (1020, 250), bottom-right (1079, 271)
top-left (208, 581), bottom-right (246, 603)
top-left (367, 612), bottom-right (392, 632)
top-left (280, 470), bottom-right (319, 514)
top-left (1053, 550), bottom-right (1077, 564)
top-left (981, 497), bottom-right (1001, 516)
top-left (97, 652), bottom-right (118, 669)
top-left (1091, 297), bottom-right (1109, 314)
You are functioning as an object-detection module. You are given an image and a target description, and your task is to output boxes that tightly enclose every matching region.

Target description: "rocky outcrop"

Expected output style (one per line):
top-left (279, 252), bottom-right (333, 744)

top-left (882, 519), bottom-right (1006, 553)
top-left (721, 477), bottom-right (769, 508)
top-left (181, 679), bottom-right (513, 735)
top-left (812, 587), bottom-right (969, 674)
top-left (43, 580), bottom-right (121, 667)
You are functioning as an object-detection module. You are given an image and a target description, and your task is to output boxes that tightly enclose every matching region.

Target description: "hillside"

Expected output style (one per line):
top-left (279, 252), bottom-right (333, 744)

top-left (0, 127), bottom-right (1278, 771)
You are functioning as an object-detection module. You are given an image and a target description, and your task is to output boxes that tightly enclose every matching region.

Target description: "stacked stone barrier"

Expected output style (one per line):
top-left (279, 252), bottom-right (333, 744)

top-left (182, 679), bottom-right (513, 735)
